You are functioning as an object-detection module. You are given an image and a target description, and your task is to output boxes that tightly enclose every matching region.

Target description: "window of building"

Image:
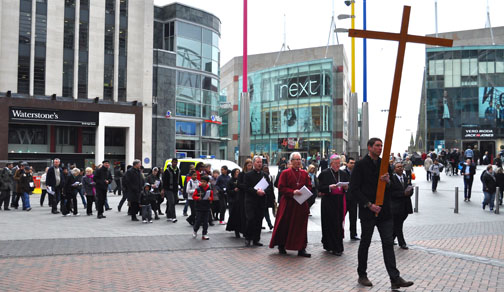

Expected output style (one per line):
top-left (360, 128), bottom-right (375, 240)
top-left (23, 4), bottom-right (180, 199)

top-left (78, 1), bottom-right (90, 99)
top-left (177, 71), bottom-right (201, 88)
top-left (82, 129), bottom-right (95, 146)
top-left (56, 126), bottom-right (76, 146)
top-left (62, 0), bottom-right (75, 98)
top-left (17, 0), bottom-right (32, 94)
top-left (103, 0), bottom-right (115, 100)
top-left (177, 21), bottom-right (201, 41)
top-left (118, 0), bottom-right (128, 101)
top-left (176, 37), bottom-right (202, 70)
top-left (163, 21), bottom-right (174, 51)
top-left (34, 0), bottom-right (47, 95)
top-left (105, 127), bottom-right (125, 146)
top-left (176, 101), bottom-right (200, 117)
top-left (8, 125), bottom-right (47, 145)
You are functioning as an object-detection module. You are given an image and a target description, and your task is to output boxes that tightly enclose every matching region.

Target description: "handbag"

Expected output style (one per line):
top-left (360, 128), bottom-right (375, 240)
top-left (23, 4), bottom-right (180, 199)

top-left (272, 201), bottom-right (278, 217)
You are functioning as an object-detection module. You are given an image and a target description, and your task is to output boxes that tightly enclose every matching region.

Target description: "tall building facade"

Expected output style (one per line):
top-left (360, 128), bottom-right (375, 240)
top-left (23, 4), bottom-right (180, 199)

top-left (152, 3), bottom-right (222, 166)
top-left (221, 45), bottom-right (352, 164)
top-left (416, 27), bottom-right (504, 161)
top-left (0, 0), bottom-right (153, 168)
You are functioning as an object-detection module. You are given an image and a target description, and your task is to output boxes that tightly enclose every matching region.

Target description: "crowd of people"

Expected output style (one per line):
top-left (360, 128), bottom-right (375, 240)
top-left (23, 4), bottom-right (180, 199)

top-left (0, 138), bottom-right (418, 289)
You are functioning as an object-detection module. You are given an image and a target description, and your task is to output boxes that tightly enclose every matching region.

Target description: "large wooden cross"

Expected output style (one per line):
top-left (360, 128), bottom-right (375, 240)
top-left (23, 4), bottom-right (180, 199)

top-left (349, 6), bottom-right (453, 207)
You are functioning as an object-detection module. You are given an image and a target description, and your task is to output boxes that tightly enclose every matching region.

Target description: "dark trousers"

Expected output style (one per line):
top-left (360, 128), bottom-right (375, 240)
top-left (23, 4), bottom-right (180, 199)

top-left (244, 199), bottom-right (265, 242)
top-left (12, 192), bottom-right (21, 208)
top-left (186, 200), bottom-right (195, 225)
top-left (432, 175), bottom-right (440, 191)
top-left (358, 218), bottom-right (400, 280)
top-left (113, 179), bottom-right (122, 196)
top-left (63, 193), bottom-right (78, 215)
top-left (194, 210), bottom-right (209, 235)
top-left (130, 203), bottom-right (140, 219)
top-left (0, 190), bottom-right (10, 209)
top-left (165, 190), bottom-right (177, 219)
top-left (86, 195), bottom-right (95, 215)
top-left (264, 207), bottom-right (273, 228)
top-left (141, 205), bottom-right (152, 221)
top-left (40, 190), bottom-right (48, 206)
top-left (51, 189), bottom-right (62, 213)
top-left (96, 189), bottom-right (107, 216)
top-left (219, 195), bottom-right (227, 221)
top-left (118, 194), bottom-right (127, 211)
top-left (392, 213), bottom-right (408, 246)
top-left (463, 176), bottom-right (473, 199)
top-left (346, 199), bottom-right (358, 238)
top-left (426, 171), bottom-right (432, 181)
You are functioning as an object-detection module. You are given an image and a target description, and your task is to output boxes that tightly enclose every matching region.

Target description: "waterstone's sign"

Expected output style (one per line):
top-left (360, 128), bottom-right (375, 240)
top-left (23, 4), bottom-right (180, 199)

top-left (276, 75), bottom-right (321, 99)
top-left (9, 107), bottom-right (99, 126)
top-left (462, 128), bottom-right (494, 139)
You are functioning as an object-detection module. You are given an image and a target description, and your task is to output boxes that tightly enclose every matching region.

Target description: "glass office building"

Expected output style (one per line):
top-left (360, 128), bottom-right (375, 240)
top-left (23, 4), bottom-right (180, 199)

top-left (240, 59), bottom-right (336, 162)
top-left (425, 45), bottom-right (504, 158)
top-left (153, 3), bottom-right (222, 164)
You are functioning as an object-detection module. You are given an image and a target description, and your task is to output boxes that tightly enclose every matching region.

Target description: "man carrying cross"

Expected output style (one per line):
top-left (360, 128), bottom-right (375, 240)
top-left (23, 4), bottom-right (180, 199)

top-left (350, 138), bottom-right (413, 288)
top-left (347, 5), bottom-right (452, 288)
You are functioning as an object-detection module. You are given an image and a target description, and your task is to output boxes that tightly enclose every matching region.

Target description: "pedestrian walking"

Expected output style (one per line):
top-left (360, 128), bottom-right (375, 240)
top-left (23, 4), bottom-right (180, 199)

top-left (318, 154), bottom-right (349, 256)
top-left (481, 165), bottom-right (497, 211)
top-left (215, 166), bottom-right (231, 225)
top-left (18, 164), bottom-right (34, 211)
top-left (94, 161), bottom-right (112, 219)
top-left (262, 165), bottom-right (275, 231)
top-left (146, 167), bottom-right (163, 220)
top-left (424, 156), bottom-right (433, 181)
top-left (243, 156), bottom-right (271, 247)
top-left (117, 165), bottom-right (131, 212)
top-left (140, 183), bottom-right (154, 223)
top-left (12, 162), bottom-right (26, 209)
top-left (390, 162), bottom-right (413, 250)
top-left (496, 167), bottom-right (504, 206)
top-left (113, 163), bottom-right (123, 196)
top-left (349, 138), bottom-right (414, 289)
top-left (62, 168), bottom-right (81, 216)
top-left (226, 159), bottom-right (252, 238)
top-left (343, 157), bottom-right (359, 240)
top-left (269, 152), bottom-right (312, 258)
top-left (192, 176), bottom-right (213, 240)
top-left (123, 160), bottom-right (144, 221)
top-left (0, 163), bottom-right (14, 210)
top-left (462, 159), bottom-right (476, 202)
top-left (185, 171), bottom-right (200, 225)
top-left (429, 159), bottom-right (444, 192)
top-left (82, 167), bottom-right (96, 216)
top-left (39, 167), bottom-right (49, 207)
top-left (226, 168), bottom-right (240, 225)
top-left (162, 158), bottom-right (182, 223)
top-left (46, 159), bottom-right (66, 214)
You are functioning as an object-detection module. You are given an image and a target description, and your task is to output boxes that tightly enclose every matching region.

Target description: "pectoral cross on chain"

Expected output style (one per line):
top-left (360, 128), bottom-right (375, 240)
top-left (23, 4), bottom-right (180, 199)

top-left (348, 6), bottom-right (453, 206)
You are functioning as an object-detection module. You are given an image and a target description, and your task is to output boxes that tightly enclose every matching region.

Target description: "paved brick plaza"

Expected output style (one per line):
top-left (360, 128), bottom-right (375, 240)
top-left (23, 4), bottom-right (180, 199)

top-left (1, 167), bottom-right (503, 291)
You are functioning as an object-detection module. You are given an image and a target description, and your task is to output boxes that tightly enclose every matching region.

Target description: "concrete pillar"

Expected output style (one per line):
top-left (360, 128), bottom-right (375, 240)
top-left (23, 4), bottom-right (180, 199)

top-left (45, 0), bottom-right (64, 96)
top-left (360, 101), bottom-right (369, 156)
top-left (113, 0), bottom-right (120, 102)
top-left (95, 123), bottom-right (105, 165)
top-left (88, 0), bottom-right (105, 99)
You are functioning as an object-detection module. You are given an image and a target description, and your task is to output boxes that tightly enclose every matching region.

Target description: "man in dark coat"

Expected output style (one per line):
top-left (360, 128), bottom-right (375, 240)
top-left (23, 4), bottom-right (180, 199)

top-left (123, 159), bottom-right (144, 221)
top-left (318, 155), bottom-right (350, 256)
top-left (162, 158), bottom-right (183, 222)
top-left (343, 157), bottom-right (359, 240)
top-left (94, 160), bottom-right (112, 219)
top-left (0, 163), bottom-right (14, 210)
top-left (46, 159), bottom-right (66, 214)
top-left (243, 156), bottom-right (271, 247)
top-left (389, 162), bottom-right (413, 249)
top-left (269, 152), bottom-right (312, 258)
top-left (462, 159), bottom-right (476, 202)
top-left (113, 163), bottom-right (123, 196)
top-left (349, 138), bottom-right (413, 289)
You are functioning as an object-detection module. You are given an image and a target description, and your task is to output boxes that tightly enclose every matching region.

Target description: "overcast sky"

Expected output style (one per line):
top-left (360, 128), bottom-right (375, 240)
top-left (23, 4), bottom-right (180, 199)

top-left (154, 0), bottom-right (504, 154)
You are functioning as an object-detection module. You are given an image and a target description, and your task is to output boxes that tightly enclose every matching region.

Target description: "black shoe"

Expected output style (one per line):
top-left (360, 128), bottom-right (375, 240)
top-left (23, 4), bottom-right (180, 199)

top-left (400, 244), bottom-right (409, 250)
top-left (132, 217), bottom-right (139, 221)
top-left (245, 240), bottom-right (251, 247)
top-left (331, 251), bottom-right (343, 256)
top-left (97, 214), bottom-right (106, 219)
top-left (154, 215), bottom-right (160, 220)
top-left (297, 249), bottom-right (311, 258)
top-left (253, 241), bottom-right (263, 246)
top-left (4, 208), bottom-right (11, 211)
top-left (261, 226), bottom-right (266, 229)
top-left (158, 211), bottom-right (164, 215)
top-left (278, 246), bottom-right (287, 254)
top-left (117, 207), bottom-right (121, 212)
top-left (234, 231), bottom-right (241, 238)
top-left (209, 222), bottom-right (215, 226)
top-left (358, 276), bottom-right (373, 287)
top-left (351, 236), bottom-right (360, 241)
top-left (391, 277), bottom-right (414, 289)
top-left (52, 211), bottom-right (60, 214)
top-left (105, 208), bottom-right (112, 211)
top-left (26, 208), bottom-right (32, 211)
top-left (87, 213), bottom-right (93, 216)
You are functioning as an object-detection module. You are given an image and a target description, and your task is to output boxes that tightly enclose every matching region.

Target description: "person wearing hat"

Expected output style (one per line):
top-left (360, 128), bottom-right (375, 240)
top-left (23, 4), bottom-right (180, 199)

top-left (140, 183), bottom-right (154, 223)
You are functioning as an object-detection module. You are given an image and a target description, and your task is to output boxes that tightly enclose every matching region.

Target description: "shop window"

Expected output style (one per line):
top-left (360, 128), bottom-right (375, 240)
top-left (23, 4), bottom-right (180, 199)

top-left (82, 129), bottom-right (95, 146)
top-left (8, 125), bottom-right (47, 145)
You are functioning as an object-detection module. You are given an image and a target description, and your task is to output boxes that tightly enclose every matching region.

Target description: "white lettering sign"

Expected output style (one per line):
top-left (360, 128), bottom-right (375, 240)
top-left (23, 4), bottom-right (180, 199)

top-left (280, 80), bottom-right (319, 98)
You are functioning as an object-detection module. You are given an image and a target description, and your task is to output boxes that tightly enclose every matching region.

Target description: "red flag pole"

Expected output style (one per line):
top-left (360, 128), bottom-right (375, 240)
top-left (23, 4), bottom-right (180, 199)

top-left (243, 0), bottom-right (247, 93)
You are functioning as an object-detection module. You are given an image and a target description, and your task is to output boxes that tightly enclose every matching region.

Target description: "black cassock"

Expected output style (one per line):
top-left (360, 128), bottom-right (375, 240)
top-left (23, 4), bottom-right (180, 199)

top-left (317, 168), bottom-right (350, 253)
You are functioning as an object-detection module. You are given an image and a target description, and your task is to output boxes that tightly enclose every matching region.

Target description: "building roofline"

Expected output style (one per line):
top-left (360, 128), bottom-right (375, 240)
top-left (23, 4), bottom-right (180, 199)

top-left (154, 2), bottom-right (221, 24)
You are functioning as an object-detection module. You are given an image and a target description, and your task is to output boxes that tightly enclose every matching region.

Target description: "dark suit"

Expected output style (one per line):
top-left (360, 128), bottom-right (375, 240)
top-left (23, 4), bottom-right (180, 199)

top-left (46, 166), bottom-right (66, 213)
top-left (94, 166), bottom-right (112, 217)
top-left (349, 155), bottom-right (400, 281)
top-left (389, 173), bottom-right (413, 247)
top-left (462, 163), bottom-right (476, 200)
top-left (343, 167), bottom-right (358, 238)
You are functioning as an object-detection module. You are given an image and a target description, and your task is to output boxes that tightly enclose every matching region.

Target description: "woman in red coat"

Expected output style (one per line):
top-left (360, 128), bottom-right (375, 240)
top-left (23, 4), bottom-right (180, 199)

top-left (269, 152), bottom-right (312, 257)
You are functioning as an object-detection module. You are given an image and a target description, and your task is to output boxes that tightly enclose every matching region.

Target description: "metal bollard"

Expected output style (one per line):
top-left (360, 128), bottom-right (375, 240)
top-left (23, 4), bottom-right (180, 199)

top-left (414, 186), bottom-right (419, 213)
top-left (454, 187), bottom-right (459, 214)
top-left (496, 187), bottom-right (500, 215)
